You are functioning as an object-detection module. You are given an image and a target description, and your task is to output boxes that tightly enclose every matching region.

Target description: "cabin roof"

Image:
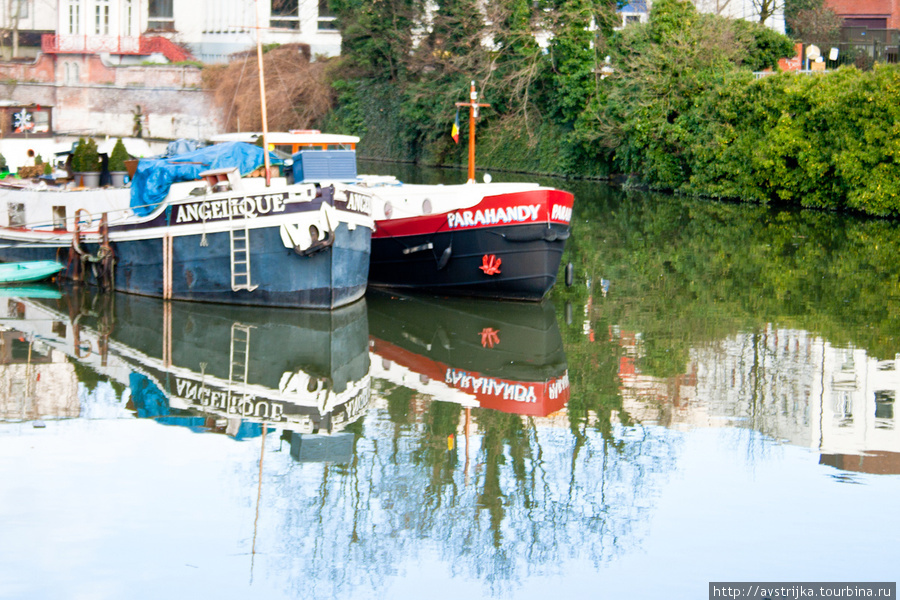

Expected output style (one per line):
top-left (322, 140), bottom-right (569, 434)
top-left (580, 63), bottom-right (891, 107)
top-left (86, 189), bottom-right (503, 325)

top-left (210, 131), bottom-right (360, 147)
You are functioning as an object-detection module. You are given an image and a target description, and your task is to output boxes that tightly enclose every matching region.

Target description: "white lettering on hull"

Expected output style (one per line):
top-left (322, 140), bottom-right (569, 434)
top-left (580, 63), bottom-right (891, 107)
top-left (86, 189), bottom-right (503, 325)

top-left (175, 193), bottom-right (287, 224)
top-left (446, 204), bottom-right (541, 229)
top-left (174, 377), bottom-right (286, 421)
top-left (551, 204), bottom-right (572, 222)
top-left (444, 368), bottom-right (538, 403)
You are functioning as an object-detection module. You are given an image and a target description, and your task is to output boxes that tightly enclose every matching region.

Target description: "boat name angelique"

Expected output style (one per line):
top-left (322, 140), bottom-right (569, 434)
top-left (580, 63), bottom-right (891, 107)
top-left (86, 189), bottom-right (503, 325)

top-left (175, 377), bottom-right (286, 420)
top-left (174, 193), bottom-right (288, 224)
top-left (342, 191), bottom-right (371, 215)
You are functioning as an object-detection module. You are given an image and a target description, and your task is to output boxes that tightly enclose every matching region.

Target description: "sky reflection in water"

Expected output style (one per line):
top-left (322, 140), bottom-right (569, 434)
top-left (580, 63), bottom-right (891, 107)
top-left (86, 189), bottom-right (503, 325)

top-left (2, 177), bottom-right (899, 598)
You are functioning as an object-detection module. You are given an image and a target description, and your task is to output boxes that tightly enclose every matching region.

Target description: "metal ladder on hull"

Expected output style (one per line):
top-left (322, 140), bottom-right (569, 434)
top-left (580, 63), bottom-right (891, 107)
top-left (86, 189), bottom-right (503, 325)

top-left (229, 323), bottom-right (254, 388)
top-left (229, 214), bottom-right (258, 292)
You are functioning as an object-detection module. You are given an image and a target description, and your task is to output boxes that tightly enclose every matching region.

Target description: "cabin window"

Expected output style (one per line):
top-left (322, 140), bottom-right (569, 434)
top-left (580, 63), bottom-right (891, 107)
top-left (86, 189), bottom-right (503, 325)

top-left (52, 206), bottom-right (67, 230)
top-left (148, 0), bottom-right (175, 31)
top-left (7, 203), bottom-right (25, 227)
top-left (271, 0), bottom-right (300, 30)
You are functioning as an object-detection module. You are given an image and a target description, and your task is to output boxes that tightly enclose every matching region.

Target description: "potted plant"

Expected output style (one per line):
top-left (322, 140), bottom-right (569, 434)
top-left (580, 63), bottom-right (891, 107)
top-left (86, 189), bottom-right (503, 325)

top-left (72, 138), bottom-right (101, 188)
top-left (108, 138), bottom-right (130, 187)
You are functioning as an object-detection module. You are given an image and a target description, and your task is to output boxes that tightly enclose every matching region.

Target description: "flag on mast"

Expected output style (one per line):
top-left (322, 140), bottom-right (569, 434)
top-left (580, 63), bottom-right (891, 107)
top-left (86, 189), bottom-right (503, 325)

top-left (451, 108), bottom-right (460, 144)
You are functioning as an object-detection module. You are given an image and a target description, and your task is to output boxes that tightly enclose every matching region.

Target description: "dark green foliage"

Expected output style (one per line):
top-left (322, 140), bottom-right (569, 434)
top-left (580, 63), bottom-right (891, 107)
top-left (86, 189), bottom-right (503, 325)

top-left (330, 0), bottom-right (422, 81)
top-left (323, 0), bottom-right (900, 217)
top-left (109, 138), bottom-right (130, 172)
top-left (784, 0), bottom-right (823, 36)
top-left (72, 138), bottom-right (100, 173)
top-left (686, 66), bottom-right (900, 216)
top-left (565, 181), bottom-right (900, 364)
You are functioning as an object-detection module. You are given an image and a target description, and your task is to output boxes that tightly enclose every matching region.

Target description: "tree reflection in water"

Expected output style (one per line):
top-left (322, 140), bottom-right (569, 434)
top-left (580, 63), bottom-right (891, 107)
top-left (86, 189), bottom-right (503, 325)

top-left (263, 391), bottom-right (680, 598)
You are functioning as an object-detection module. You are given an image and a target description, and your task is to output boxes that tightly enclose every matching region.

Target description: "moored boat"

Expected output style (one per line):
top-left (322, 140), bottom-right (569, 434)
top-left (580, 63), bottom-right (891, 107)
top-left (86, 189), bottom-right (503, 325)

top-left (1, 286), bottom-right (371, 435)
top-left (0, 141), bottom-right (374, 309)
top-left (360, 82), bottom-right (574, 301)
top-left (362, 180), bottom-right (573, 300)
top-left (367, 290), bottom-right (569, 417)
top-left (222, 123), bottom-right (575, 301)
top-left (0, 260), bottom-right (64, 284)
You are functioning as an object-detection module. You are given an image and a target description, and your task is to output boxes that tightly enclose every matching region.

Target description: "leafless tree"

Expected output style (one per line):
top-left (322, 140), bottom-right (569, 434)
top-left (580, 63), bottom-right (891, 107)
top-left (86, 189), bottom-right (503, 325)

top-left (750, 0), bottom-right (782, 25)
top-left (204, 44), bottom-right (333, 133)
top-left (787, 5), bottom-right (841, 48)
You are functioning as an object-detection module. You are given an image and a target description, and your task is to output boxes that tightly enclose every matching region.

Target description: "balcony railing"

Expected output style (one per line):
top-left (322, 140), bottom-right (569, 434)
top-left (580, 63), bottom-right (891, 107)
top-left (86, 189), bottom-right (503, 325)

top-left (41, 35), bottom-right (195, 63)
top-left (42, 34), bottom-right (140, 54)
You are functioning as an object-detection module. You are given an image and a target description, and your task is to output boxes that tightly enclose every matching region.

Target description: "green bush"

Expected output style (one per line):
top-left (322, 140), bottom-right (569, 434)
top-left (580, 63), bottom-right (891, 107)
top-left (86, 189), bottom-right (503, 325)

top-left (109, 138), bottom-right (130, 172)
top-left (72, 138), bottom-right (100, 173)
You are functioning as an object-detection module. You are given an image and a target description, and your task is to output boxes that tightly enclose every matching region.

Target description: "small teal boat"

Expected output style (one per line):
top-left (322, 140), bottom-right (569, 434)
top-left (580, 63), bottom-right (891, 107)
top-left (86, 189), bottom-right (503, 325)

top-left (0, 261), bottom-right (65, 285)
top-left (0, 284), bottom-right (62, 299)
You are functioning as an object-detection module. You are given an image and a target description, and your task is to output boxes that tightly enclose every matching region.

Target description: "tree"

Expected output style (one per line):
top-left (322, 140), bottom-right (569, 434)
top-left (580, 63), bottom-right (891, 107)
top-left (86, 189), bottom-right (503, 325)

top-left (787, 4), bottom-right (841, 48)
top-left (205, 45), bottom-right (333, 133)
top-left (750, 0), bottom-right (782, 25)
top-left (783, 0), bottom-right (822, 34)
top-left (2, 0), bottom-right (25, 58)
top-left (330, 0), bottom-right (423, 81)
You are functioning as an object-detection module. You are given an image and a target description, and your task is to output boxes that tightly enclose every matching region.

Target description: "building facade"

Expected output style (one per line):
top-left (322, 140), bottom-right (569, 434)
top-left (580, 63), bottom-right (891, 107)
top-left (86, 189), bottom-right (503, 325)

top-left (619, 0), bottom-right (786, 33)
top-left (826, 0), bottom-right (900, 30)
top-left (1, 0), bottom-right (341, 63)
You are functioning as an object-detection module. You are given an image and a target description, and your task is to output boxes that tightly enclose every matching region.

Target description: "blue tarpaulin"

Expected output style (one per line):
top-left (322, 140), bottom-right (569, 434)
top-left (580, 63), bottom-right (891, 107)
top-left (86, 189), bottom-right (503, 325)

top-left (129, 142), bottom-right (279, 217)
top-left (129, 372), bottom-right (170, 419)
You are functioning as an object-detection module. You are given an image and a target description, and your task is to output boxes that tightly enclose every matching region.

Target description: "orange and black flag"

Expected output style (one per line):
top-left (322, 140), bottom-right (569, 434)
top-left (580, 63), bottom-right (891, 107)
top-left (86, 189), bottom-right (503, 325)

top-left (451, 109), bottom-right (460, 144)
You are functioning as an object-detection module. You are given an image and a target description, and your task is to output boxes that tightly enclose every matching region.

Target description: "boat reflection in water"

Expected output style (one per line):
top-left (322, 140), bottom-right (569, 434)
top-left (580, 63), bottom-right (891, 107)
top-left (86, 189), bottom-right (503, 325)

top-left (0, 286), bottom-right (371, 450)
top-left (366, 289), bottom-right (569, 417)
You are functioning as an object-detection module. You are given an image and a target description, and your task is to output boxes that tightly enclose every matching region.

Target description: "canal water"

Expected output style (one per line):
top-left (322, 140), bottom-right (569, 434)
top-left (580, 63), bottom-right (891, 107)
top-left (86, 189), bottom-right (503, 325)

top-left (1, 166), bottom-right (898, 599)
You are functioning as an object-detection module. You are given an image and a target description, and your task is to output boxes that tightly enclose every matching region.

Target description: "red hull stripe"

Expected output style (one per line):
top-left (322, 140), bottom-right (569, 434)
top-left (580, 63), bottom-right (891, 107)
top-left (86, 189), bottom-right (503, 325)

top-left (373, 188), bottom-right (574, 239)
top-left (371, 337), bottom-right (570, 417)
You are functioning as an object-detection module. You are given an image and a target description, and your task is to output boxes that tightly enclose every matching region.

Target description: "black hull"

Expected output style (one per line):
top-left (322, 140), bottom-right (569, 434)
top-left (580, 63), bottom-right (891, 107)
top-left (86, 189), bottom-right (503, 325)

top-left (367, 289), bottom-right (567, 381)
top-left (369, 223), bottom-right (568, 301)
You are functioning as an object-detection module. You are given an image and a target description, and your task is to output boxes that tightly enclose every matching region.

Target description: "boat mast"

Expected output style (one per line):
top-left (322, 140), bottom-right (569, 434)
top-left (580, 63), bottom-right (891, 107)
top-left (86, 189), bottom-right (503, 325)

top-left (255, 0), bottom-right (271, 186)
top-left (456, 81), bottom-right (490, 183)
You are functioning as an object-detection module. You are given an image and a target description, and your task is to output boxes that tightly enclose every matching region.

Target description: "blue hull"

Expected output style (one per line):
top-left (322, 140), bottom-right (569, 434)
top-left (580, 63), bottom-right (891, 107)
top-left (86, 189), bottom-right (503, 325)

top-left (0, 223), bottom-right (370, 309)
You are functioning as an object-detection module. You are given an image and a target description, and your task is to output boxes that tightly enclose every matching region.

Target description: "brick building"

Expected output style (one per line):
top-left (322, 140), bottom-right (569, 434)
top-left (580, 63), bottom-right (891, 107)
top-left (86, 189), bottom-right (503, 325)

top-left (826, 0), bottom-right (900, 30)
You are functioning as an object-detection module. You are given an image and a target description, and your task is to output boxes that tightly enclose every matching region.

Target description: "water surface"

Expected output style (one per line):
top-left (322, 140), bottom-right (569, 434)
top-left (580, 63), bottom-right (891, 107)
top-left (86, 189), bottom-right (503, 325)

top-left (1, 171), bottom-right (898, 598)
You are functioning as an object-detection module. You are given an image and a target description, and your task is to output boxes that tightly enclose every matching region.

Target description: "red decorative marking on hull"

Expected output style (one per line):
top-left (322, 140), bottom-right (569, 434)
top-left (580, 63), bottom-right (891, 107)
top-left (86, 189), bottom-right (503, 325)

top-left (480, 327), bottom-right (500, 348)
top-left (479, 254), bottom-right (501, 276)
top-left (371, 337), bottom-right (569, 417)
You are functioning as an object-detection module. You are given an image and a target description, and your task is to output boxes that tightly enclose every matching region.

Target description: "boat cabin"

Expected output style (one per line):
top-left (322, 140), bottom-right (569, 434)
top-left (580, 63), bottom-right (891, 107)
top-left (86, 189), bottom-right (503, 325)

top-left (209, 131), bottom-right (360, 184)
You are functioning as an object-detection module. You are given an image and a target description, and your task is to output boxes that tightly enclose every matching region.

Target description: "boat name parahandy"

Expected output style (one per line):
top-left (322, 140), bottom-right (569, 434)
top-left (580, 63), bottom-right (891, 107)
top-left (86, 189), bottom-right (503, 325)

top-left (447, 204), bottom-right (541, 229)
top-left (445, 368), bottom-right (537, 403)
top-left (174, 193), bottom-right (287, 224)
top-left (175, 378), bottom-right (286, 420)
top-left (548, 372), bottom-right (570, 400)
